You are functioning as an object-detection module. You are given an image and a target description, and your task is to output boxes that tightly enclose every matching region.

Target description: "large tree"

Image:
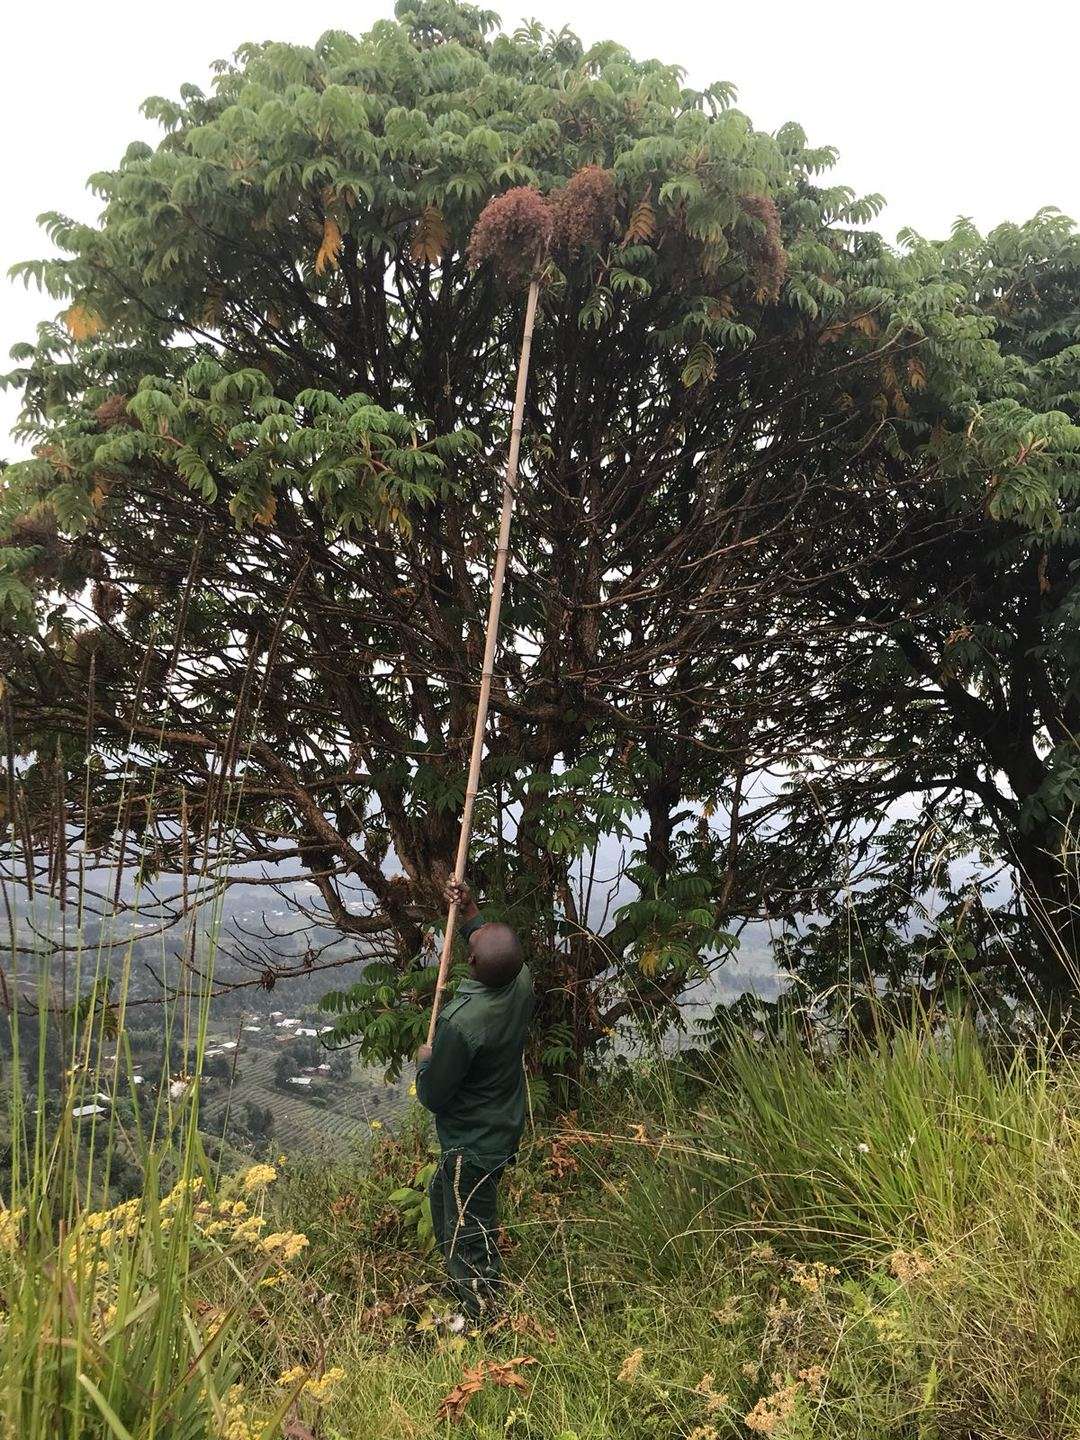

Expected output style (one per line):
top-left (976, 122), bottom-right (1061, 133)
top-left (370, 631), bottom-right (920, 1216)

top-left (0, 1), bottom-right (958, 1062)
top-left (741, 212), bottom-right (1080, 1014)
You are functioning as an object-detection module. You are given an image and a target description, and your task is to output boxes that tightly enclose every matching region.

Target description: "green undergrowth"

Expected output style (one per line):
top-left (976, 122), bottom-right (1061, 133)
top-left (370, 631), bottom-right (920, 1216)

top-left (252, 1022), bottom-right (1080, 1439)
top-left (3, 1020), bottom-right (1079, 1438)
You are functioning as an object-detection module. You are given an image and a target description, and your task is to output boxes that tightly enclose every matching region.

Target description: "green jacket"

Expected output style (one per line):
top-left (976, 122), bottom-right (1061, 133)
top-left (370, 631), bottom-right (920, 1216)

top-left (416, 913), bottom-right (534, 1163)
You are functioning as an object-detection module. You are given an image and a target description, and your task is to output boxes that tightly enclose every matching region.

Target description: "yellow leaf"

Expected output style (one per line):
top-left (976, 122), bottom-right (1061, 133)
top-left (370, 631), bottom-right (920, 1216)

top-left (907, 356), bottom-right (927, 391)
top-left (254, 493), bottom-right (277, 526)
top-left (622, 193), bottom-right (656, 246)
top-left (315, 216), bottom-right (342, 276)
top-left (639, 945), bottom-right (660, 977)
top-left (702, 796), bottom-right (717, 820)
top-left (63, 304), bottom-right (106, 342)
top-left (90, 482), bottom-right (110, 511)
top-left (410, 205), bottom-right (450, 265)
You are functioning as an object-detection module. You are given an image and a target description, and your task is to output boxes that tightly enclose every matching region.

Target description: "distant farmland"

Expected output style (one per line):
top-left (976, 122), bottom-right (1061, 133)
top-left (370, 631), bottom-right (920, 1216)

top-left (194, 1021), bottom-right (412, 1156)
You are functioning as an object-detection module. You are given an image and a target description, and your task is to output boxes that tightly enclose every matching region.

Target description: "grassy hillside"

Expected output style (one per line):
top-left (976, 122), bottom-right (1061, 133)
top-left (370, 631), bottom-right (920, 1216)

top-left (3, 1020), bottom-right (1078, 1439)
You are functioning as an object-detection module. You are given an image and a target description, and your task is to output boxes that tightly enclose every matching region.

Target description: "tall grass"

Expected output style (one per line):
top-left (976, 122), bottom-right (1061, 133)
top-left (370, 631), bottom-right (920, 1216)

top-left (619, 1019), bottom-right (1072, 1257)
top-left (0, 884), bottom-right (305, 1438)
top-left (5, 917), bottom-right (1080, 1437)
top-left (566, 1020), bottom-right (1080, 1438)
top-left (0, 643), bottom-right (304, 1437)
top-left (250, 1017), bottom-right (1080, 1440)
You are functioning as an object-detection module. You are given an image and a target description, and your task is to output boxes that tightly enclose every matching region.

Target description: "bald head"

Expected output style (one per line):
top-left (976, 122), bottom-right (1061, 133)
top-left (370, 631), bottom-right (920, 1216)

top-left (467, 922), bottom-right (524, 987)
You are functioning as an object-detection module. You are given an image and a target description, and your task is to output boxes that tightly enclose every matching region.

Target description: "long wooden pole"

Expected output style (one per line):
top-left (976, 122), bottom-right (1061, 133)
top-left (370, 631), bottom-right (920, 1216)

top-left (426, 277), bottom-right (541, 1045)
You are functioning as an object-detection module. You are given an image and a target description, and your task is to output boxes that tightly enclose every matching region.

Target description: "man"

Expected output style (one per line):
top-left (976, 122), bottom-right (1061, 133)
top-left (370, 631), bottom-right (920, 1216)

top-left (415, 878), bottom-right (534, 1322)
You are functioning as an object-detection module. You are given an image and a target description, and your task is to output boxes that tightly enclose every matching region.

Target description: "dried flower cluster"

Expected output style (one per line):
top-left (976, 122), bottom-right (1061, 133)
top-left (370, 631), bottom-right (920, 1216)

top-left (744, 1378), bottom-right (801, 1435)
top-left (738, 194), bottom-right (788, 302)
top-left (467, 185), bottom-right (554, 285)
top-left (790, 1259), bottom-right (839, 1293)
top-left (889, 1247), bottom-right (935, 1284)
top-left (694, 1372), bottom-right (730, 1412)
top-left (549, 164), bottom-right (617, 256)
top-left (617, 1346), bottom-right (645, 1382)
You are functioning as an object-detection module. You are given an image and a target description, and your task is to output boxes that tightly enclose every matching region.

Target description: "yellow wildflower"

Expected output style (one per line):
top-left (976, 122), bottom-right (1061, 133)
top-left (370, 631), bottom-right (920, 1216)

top-left (790, 1260), bottom-right (838, 1293)
top-left (867, 1307), bottom-right (905, 1344)
top-left (260, 1230), bottom-right (309, 1263)
top-left (240, 1164), bottom-right (277, 1194)
top-left (160, 1177), bottom-right (204, 1213)
top-left (232, 1215), bottom-right (267, 1243)
top-left (305, 1367), bottom-right (345, 1404)
top-left (221, 1384), bottom-right (259, 1440)
top-left (276, 1366), bottom-right (345, 1403)
top-left (370, 1119), bottom-right (383, 1130)
top-left (76, 1198), bottom-right (140, 1252)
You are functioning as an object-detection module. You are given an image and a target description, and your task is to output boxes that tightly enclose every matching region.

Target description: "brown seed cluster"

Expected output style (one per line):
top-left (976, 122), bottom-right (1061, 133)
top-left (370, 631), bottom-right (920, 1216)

top-left (7, 509), bottom-right (57, 552)
top-left (94, 394), bottom-right (133, 430)
top-left (92, 580), bottom-right (123, 623)
top-left (467, 185), bottom-right (554, 285)
top-left (549, 164), bottom-right (617, 257)
top-left (5, 507), bottom-right (62, 580)
top-left (468, 167), bottom-right (619, 284)
top-left (738, 194), bottom-right (788, 302)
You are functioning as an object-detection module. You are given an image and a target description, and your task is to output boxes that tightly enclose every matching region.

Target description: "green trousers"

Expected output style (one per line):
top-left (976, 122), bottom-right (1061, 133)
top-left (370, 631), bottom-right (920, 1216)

top-left (428, 1151), bottom-right (507, 1318)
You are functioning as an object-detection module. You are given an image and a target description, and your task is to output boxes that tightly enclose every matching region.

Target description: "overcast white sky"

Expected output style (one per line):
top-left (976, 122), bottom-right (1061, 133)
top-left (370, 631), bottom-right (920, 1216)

top-left (3, 0), bottom-right (1078, 452)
